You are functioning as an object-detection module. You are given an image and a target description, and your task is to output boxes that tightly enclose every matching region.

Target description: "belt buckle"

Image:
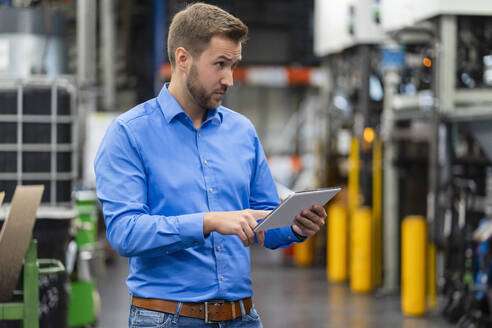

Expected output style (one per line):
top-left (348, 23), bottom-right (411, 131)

top-left (204, 300), bottom-right (224, 324)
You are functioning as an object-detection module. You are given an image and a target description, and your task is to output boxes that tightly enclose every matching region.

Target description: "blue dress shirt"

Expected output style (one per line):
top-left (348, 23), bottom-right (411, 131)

top-left (94, 84), bottom-right (302, 302)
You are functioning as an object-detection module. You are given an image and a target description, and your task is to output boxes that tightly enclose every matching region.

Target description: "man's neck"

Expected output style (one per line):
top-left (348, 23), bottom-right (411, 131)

top-left (168, 79), bottom-right (207, 130)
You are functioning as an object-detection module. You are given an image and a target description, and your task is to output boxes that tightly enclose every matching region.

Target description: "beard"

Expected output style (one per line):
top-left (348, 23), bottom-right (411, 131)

top-left (186, 64), bottom-right (227, 110)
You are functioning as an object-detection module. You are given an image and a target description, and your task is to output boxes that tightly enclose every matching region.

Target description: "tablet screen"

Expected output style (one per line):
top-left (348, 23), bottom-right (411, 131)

top-left (254, 187), bottom-right (341, 232)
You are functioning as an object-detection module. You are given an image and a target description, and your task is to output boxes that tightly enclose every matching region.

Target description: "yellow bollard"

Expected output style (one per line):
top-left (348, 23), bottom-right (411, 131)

top-left (350, 207), bottom-right (372, 293)
top-left (294, 235), bottom-right (316, 267)
top-left (348, 137), bottom-right (360, 281)
top-left (327, 204), bottom-right (348, 282)
top-left (401, 216), bottom-right (427, 316)
top-left (427, 242), bottom-right (437, 309)
top-left (372, 137), bottom-right (382, 287)
top-left (348, 138), bottom-right (360, 218)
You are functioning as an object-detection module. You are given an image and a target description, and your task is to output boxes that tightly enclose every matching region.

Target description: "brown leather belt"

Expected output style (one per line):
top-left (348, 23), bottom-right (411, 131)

top-left (132, 296), bottom-right (253, 323)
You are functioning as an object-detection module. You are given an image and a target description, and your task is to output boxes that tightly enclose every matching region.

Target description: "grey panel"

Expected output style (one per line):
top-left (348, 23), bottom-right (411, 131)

top-left (466, 120), bottom-right (492, 162)
top-left (0, 7), bottom-right (66, 36)
top-left (242, 29), bottom-right (290, 64)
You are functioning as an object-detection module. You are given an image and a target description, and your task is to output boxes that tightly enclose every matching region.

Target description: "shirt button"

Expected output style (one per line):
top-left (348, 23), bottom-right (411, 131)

top-left (194, 242), bottom-right (199, 245)
top-left (198, 133), bottom-right (201, 138)
top-left (217, 246), bottom-right (221, 251)
top-left (220, 275), bottom-right (224, 281)
top-left (288, 236), bottom-right (292, 240)
top-left (165, 251), bottom-right (169, 254)
top-left (203, 160), bottom-right (208, 165)
top-left (209, 188), bottom-right (213, 193)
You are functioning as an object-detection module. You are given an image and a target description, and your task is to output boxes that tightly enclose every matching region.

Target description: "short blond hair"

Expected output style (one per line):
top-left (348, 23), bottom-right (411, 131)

top-left (167, 2), bottom-right (248, 67)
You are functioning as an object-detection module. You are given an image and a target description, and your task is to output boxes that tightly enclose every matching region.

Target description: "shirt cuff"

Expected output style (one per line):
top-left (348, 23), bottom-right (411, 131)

top-left (274, 226), bottom-right (306, 243)
top-left (178, 212), bottom-right (206, 246)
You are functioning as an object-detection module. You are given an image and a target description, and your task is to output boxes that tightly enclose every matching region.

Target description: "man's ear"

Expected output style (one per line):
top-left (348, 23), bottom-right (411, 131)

top-left (175, 47), bottom-right (191, 73)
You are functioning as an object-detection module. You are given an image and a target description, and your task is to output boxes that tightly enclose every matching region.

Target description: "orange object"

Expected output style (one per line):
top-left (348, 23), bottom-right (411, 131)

top-left (423, 57), bottom-right (432, 67)
top-left (160, 63), bottom-right (172, 80)
top-left (363, 127), bottom-right (375, 144)
top-left (290, 156), bottom-right (303, 172)
top-left (232, 66), bottom-right (247, 82)
top-left (288, 67), bottom-right (311, 84)
top-left (160, 63), bottom-right (322, 86)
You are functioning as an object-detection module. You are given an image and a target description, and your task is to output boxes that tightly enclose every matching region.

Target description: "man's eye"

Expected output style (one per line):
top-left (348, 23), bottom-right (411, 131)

top-left (216, 62), bottom-right (224, 68)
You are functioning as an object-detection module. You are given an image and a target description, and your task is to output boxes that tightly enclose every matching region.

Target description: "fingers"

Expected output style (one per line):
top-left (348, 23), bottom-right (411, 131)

top-left (240, 220), bottom-right (255, 246)
top-left (256, 230), bottom-right (265, 247)
top-left (294, 214), bottom-right (318, 235)
top-left (249, 209), bottom-right (272, 220)
top-left (246, 210), bottom-right (267, 247)
top-left (293, 207), bottom-right (326, 237)
top-left (311, 204), bottom-right (327, 219)
top-left (236, 228), bottom-right (249, 247)
top-left (230, 210), bottom-right (268, 247)
top-left (301, 208), bottom-right (325, 227)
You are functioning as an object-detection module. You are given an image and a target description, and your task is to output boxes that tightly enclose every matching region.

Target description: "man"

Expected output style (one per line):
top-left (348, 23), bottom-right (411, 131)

top-left (95, 3), bottom-right (326, 327)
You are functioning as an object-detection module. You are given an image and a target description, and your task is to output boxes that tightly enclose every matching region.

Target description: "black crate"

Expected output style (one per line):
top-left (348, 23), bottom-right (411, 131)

top-left (57, 89), bottom-right (71, 116)
top-left (0, 90), bottom-right (17, 114)
top-left (23, 152), bottom-right (51, 172)
top-left (23, 87), bottom-right (51, 115)
top-left (0, 123), bottom-right (17, 143)
top-left (0, 82), bottom-right (76, 205)
top-left (23, 123), bottom-right (52, 144)
top-left (0, 152), bottom-right (16, 172)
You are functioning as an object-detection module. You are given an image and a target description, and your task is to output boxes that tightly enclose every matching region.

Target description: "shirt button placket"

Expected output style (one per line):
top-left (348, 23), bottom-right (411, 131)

top-left (197, 130), bottom-right (212, 207)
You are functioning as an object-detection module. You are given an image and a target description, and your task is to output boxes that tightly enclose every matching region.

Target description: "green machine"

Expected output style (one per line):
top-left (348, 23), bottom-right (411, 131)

top-left (0, 239), bottom-right (65, 328)
top-left (68, 190), bottom-right (100, 327)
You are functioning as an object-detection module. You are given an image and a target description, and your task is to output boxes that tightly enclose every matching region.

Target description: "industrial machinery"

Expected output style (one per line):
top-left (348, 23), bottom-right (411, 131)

top-left (315, 0), bottom-right (386, 291)
top-left (315, 0), bottom-right (492, 324)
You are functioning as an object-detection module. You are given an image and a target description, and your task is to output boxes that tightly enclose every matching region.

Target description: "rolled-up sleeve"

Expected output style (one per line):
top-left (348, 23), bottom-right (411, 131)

top-left (95, 120), bottom-right (205, 257)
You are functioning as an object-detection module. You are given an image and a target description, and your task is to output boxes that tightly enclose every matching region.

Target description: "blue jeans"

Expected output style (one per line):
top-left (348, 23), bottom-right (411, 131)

top-left (128, 303), bottom-right (263, 328)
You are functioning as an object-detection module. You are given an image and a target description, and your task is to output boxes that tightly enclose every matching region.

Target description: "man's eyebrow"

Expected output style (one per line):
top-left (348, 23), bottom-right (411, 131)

top-left (216, 55), bottom-right (241, 62)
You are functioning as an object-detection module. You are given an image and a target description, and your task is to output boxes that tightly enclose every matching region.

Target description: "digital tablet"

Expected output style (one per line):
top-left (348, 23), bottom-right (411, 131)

top-left (254, 187), bottom-right (341, 232)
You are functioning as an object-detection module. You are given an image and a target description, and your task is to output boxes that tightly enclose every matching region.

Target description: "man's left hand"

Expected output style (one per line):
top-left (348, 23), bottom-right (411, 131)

top-left (292, 204), bottom-right (327, 238)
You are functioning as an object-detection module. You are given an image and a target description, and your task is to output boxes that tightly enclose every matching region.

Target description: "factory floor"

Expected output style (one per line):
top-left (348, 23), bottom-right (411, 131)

top-left (97, 245), bottom-right (453, 328)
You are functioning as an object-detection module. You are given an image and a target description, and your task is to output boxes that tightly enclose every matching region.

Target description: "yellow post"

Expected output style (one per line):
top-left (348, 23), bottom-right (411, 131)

top-left (350, 207), bottom-right (372, 293)
top-left (372, 136), bottom-right (382, 287)
top-left (327, 204), bottom-right (348, 282)
top-left (427, 242), bottom-right (437, 309)
top-left (348, 138), bottom-right (360, 217)
top-left (294, 235), bottom-right (316, 267)
top-left (348, 137), bottom-right (360, 281)
top-left (401, 216), bottom-right (427, 316)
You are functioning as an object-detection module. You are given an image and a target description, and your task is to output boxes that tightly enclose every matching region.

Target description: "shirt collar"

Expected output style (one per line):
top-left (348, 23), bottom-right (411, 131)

top-left (157, 83), bottom-right (223, 125)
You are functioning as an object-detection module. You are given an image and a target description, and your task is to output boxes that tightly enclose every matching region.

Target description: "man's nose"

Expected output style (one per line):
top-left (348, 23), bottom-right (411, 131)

top-left (221, 68), bottom-right (234, 87)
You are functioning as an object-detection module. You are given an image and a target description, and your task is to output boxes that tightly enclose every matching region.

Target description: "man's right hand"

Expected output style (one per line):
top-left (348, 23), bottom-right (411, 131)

top-left (203, 209), bottom-right (270, 247)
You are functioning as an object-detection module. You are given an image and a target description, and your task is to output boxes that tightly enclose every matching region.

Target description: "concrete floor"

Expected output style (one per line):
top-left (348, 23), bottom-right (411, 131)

top-left (97, 245), bottom-right (454, 328)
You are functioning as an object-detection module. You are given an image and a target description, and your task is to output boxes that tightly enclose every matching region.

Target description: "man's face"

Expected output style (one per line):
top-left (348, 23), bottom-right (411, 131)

top-left (185, 35), bottom-right (242, 109)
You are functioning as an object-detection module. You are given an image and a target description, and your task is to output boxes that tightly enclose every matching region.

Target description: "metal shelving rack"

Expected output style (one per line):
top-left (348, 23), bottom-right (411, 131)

top-left (0, 77), bottom-right (78, 206)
